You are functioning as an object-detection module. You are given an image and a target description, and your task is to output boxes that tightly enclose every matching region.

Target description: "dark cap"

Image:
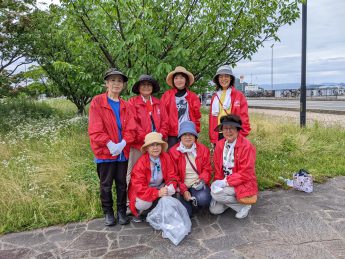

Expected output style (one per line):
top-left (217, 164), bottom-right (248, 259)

top-left (104, 68), bottom-right (128, 82)
top-left (214, 114), bottom-right (242, 132)
top-left (132, 74), bottom-right (160, 94)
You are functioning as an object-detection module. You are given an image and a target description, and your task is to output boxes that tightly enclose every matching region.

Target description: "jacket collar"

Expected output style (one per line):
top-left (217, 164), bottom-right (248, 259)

top-left (100, 92), bottom-right (125, 110)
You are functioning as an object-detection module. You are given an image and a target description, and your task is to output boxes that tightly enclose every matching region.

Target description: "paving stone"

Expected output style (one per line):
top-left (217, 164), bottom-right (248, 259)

top-left (120, 227), bottom-right (155, 236)
top-left (187, 226), bottom-right (206, 240)
top-left (147, 238), bottom-right (210, 258)
top-left (86, 218), bottom-right (106, 231)
top-left (60, 249), bottom-right (89, 258)
top-left (67, 231), bottom-right (108, 250)
top-left (90, 248), bottom-right (108, 257)
top-left (118, 235), bottom-right (140, 248)
top-left (202, 233), bottom-right (247, 252)
top-left (0, 248), bottom-right (36, 259)
top-left (47, 227), bottom-right (85, 243)
top-left (328, 220), bottom-right (345, 239)
top-left (138, 231), bottom-right (161, 245)
top-left (206, 249), bottom-right (245, 259)
top-left (103, 224), bottom-right (123, 232)
top-left (234, 242), bottom-right (336, 259)
top-left (32, 242), bottom-right (58, 253)
top-left (43, 227), bottom-right (64, 238)
top-left (1, 231), bottom-right (47, 247)
top-left (103, 245), bottom-right (153, 258)
top-left (36, 251), bottom-right (56, 259)
top-left (321, 239), bottom-right (345, 258)
top-left (109, 240), bottom-right (119, 250)
top-left (65, 222), bottom-right (87, 230)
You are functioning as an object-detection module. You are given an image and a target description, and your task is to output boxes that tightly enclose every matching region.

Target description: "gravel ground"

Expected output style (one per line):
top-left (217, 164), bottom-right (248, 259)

top-left (249, 108), bottom-right (345, 128)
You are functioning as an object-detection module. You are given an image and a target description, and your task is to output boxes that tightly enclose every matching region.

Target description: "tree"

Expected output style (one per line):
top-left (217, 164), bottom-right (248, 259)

top-left (60, 0), bottom-right (301, 93)
top-left (23, 6), bottom-right (107, 114)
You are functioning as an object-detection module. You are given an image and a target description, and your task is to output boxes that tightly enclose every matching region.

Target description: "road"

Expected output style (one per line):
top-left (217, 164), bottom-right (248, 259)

top-left (248, 99), bottom-right (345, 112)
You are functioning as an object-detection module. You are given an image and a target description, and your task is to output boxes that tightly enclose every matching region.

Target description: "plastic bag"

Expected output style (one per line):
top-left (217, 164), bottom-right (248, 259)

top-left (293, 169), bottom-right (313, 193)
top-left (146, 196), bottom-right (191, 245)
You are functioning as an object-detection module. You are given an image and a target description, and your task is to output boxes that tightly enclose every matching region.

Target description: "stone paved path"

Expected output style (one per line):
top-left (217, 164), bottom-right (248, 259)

top-left (1, 177), bottom-right (344, 259)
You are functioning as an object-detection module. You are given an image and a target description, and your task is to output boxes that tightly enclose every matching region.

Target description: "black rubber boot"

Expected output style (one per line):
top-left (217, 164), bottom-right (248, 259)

top-left (117, 210), bottom-right (130, 225)
top-left (104, 212), bottom-right (116, 226)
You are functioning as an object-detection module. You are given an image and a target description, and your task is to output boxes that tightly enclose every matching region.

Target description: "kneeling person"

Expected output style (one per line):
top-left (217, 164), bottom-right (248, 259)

top-left (210, 115), bottom-right (258, 219)
top-left (128, 132), bottom-right (179, 221)
top-left (169, 121), bottom-right (212, 217)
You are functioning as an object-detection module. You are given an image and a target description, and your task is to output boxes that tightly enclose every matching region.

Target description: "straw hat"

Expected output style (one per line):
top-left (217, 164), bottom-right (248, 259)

top-left (140, 132), bottom-right (168, 153)
top-left (166, 66), bottom-right (194, 88)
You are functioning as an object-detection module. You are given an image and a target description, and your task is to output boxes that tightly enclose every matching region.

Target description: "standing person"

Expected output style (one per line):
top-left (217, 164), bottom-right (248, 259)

top-left (169, 121), bottom-right (212, 217)
top-left (161, 66), bottom-right (201, 149)
top-left (88, 68), bottom-right (136, 226)
top-left (127, 75), bottom-right (168, 185)
top-left (209, 65), bottom-right (250, 146)
top-left (210, 115), bottom-right (258, 219)
top-left (128, 132), bottom-right (179, 222)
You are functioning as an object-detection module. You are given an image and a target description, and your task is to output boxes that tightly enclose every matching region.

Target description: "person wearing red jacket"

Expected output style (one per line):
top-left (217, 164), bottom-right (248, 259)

top-left (88, 68), bottom-right (136, 226)
top-left (160, 66), bottom-right (201, 149)
top-left (210, 114), bottom-right (258, 219)
top-left (209, 65), bottom-right (251, 145)
top-left (127, 75), bottom-right (168, 185)
top-left (169, 121), bottom-right (212, 217)
top-left (128, 132), bottom-right (179, 222)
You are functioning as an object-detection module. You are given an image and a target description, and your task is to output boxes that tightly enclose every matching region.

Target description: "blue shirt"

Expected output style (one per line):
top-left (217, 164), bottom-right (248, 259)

top-left (94, 97), bottom-right (127, 163)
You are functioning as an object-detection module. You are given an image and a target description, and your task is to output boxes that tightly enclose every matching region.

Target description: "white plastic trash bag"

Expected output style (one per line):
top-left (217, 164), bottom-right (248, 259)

top-left (293, 169), bottom-right (313, 193)
top-left (146, 196), bottom-right (191, 245)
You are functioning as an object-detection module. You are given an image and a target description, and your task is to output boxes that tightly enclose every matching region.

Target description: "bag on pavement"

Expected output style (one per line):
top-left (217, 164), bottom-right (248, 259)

top-left (293, 169), bottom-right (313, 193)
top-left (146, 196), bottom-right (191, 245)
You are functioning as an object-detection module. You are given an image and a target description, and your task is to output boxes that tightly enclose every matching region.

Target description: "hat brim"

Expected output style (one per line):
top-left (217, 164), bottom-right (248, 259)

top-left (166, 70), bottom-right (194, 88)
top-left (140, 140), bottom-right (168, 153)
top-left (104, 72), bottom-right (128, 82)
top-left (132, 79), bottom-right (160, 94)
top-left (178, 130), bottom-right (198, 139)
top-left (214, 121), bottom-right (242, 132)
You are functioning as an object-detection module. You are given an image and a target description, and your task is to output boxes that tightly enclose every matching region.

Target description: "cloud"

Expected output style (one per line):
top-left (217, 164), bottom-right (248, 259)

top-left (235, 0), bottom-right (345, 85)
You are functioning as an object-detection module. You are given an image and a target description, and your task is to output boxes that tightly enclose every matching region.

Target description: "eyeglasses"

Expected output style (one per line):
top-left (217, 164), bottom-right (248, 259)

top-left (222, 127), bottom-right (237, 132)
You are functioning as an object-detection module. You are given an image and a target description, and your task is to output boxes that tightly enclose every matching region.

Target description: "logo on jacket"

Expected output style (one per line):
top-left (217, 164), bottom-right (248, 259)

top-left (234, 100), bottom-right (241, 107)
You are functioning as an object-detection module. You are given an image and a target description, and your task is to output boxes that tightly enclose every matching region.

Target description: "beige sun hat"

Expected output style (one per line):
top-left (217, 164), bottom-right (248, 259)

top-left (140, 132), bottom-right (168, 153)
top-left (166, 66), bottom-right (194, 88)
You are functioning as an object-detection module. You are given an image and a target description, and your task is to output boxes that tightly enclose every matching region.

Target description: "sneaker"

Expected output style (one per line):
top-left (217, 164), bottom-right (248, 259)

top-left (235, 205), bottom-right (251, 219)
top-left (104, 212), bottom-right (116, 226)
top-left (131, 215), bottom-right (143, 223)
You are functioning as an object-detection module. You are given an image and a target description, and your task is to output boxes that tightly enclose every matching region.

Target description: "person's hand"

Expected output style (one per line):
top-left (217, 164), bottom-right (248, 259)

top-left (183, 191), bottom-right (192, 201)
top-left (112, 140), bottom-right (127, 156)
top-left (158, 186), bottom-right (168, 197)
top-left (192, 179), bottom-right (205, 191)
top-left (167, 184), bottom-right (176, 196)
top-left (106, 141), bottom-right (117, 155)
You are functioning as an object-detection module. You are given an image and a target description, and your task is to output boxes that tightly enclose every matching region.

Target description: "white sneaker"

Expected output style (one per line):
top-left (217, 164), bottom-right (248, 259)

top-left (235, 205), bottom-right (251, 219)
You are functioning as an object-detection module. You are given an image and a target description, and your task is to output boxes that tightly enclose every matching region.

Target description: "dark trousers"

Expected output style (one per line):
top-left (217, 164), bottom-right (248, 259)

top-left (167, 136), bottom-right (179, 150)
top-left (97, 161), bottom-right (128, 214)
top-left (177, 186), bottom-right (212, 217)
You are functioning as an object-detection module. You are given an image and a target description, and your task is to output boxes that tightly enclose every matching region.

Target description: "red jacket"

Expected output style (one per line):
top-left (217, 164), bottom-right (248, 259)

top-left (128, 95), bottom-right (169, 150)
top-left (88, 93), bottom-right (136, 160)
top-left (169, 142), bottom-right (212, 194)
top-left (160, 88), bottom-right (201, 136)
top-left (209, 87), bottom-right (251, 144)
top-left (213, 135), bottom-right (258, 199)
top-left (128, 152), bottom-right (180, 216)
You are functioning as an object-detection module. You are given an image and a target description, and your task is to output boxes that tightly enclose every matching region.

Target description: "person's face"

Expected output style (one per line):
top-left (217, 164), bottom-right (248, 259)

top-left (222, 125), bottom-right (238, 143)
top-left (139, 81), bottom-right (153, 98)
top-left (106, 75), bottom-right (124, 95)
top-left (180, 133), bottom-right (196, 148)
top-left (218, 74), bottom-right (231, 90)
top-left (173, 74), bottom-right (187, 90)
top-left (147, 143), bottom-right (162, 158)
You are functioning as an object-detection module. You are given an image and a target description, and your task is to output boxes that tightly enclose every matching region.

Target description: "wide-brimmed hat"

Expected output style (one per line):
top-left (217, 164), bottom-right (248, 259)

top-left (213, 65), bottom-right (235, 85)
top-left (104, 68), bottom-right (128, 82)
top-left (214, 114), bottom-right (242, 132)
top-left (132, 74), bottom-right (160, 94)
top-left (178, 121), bottom-right (198, 139)
top-left (140, 132), bottom-right (168, 153)
top-left (166, 66), bottom-right (194, 88)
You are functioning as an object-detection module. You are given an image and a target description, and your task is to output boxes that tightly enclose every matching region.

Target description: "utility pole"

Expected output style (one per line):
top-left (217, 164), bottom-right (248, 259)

top-left (300, 1), bottom-right (307, 127)
top-left (271, 44), bottom-right (274, 91)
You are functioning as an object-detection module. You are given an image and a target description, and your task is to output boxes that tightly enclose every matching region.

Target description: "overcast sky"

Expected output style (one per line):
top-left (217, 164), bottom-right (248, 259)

top-left (233, 0), bottom-right (345, 86)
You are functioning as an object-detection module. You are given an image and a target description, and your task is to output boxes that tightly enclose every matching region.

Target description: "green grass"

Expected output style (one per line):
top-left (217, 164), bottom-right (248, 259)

top-left (0, 100), bottom-right (344, 234)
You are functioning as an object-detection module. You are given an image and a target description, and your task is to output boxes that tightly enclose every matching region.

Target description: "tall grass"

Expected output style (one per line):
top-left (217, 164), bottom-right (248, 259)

top-left (0, 102), bottom-right (344, 234)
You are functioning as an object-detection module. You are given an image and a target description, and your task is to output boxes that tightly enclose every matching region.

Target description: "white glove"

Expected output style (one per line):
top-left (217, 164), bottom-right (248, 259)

top-left (106, 141), bottom-right (117, 155)
top-left (113, 139), bottom-right (126, 156)
top-left (211, 179), bottom-right (227, 193)
top-left (167, 184), bottom-right (176, 196)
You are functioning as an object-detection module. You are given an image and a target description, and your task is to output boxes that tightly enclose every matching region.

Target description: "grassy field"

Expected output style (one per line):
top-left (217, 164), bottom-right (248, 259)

top-left (0, 98), bottom-right (344, 234)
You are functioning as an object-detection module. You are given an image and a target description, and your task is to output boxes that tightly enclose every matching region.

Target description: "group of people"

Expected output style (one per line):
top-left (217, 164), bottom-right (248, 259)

top-left (88, 65), bottom-right (258, 227)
